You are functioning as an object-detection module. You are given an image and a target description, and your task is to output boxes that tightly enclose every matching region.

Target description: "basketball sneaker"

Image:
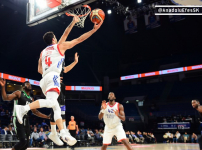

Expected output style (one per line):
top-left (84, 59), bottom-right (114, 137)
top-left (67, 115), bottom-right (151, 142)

top-left (48, 132), bottom-right (64, 146)
top-left (60, 132), bottom-right (77, 146)
top-left (15, 105), bottom-right (28, 124)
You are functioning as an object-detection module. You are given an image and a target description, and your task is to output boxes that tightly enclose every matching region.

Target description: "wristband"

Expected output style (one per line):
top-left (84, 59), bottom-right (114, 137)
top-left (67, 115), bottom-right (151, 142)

top-left (100, 109), bottom-right (105, 114)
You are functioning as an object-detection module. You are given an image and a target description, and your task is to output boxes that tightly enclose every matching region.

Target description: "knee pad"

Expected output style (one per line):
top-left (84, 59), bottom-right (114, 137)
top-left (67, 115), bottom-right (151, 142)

top-left (53, 103), bottom-right (62, 121)
top-left (50, 109), bottom-right (55, 122)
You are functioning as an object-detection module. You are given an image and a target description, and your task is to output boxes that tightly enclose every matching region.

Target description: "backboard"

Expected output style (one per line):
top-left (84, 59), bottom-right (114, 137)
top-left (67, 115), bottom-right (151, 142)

top-left (26, 0), bottom-right (96, 26)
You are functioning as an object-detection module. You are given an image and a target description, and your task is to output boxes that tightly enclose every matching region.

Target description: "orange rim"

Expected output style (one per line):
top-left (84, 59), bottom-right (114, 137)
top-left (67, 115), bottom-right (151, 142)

top-left (65, 5), bottom-right (91, 17)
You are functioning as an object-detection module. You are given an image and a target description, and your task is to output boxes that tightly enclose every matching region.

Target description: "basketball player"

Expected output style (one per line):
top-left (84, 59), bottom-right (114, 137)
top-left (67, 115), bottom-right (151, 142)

top-left (98, 92), bottom-right (133, 150)
top-left (192, 99), bottom-right (202, 150)
top-left (0, 79), bottom-right (50, 150)
top-left (49, 52), bottom-right (79, 145)
top-left (68, 116), bottom-right (79, 150)
top-left (15, 15), bottom-right (103, 146)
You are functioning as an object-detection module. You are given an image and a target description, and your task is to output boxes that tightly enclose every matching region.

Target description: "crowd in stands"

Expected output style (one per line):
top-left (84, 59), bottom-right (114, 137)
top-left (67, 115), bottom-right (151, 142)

top-left (125, 131), bottom-right (156, 144)
top-left (163, 131), bottom-right (198, 143)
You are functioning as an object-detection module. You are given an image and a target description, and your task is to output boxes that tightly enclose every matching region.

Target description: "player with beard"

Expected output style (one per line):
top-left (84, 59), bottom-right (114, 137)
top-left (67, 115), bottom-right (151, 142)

top-left (98, 92), bottom-right (133, 150)
top-left (192, 99), bottom-right (202, 150)
top-left (0, 79), bottom-right (50, 150)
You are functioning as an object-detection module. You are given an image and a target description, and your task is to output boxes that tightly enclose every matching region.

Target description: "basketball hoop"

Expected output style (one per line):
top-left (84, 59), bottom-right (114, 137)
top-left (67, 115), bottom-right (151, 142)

top-left (66, 5), bottom-right (91, 28)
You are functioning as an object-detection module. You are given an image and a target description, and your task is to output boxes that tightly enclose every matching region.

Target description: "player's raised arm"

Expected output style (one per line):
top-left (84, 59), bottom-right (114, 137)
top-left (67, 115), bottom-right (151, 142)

top-left (113, 104), bottom-right (125, 121)
top-left (38, 56), bottom-right (43, 75)
top-left (59, 20), bottom-right (103, 53)
top-left (64, 52), bottom-right (79, 73)
top-left (0, 78), bottom-right (20, 101)
top-left (98, 100), bottom-right (107, 120)
top-left (58, 16), bottom-right (80, 45)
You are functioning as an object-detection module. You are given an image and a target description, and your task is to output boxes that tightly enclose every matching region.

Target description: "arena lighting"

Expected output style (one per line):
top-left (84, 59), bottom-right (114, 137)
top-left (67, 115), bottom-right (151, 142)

top-left (107, 9), bottom-right (112, 14)
top-left (121, 64), bottom-right (202, 80)
top-left (138, 0), bottom-right (142, 3)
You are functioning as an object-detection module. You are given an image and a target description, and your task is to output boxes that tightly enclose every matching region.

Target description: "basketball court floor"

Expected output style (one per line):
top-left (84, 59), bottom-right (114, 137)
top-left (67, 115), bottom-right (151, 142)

top-left (2, 143), bottom-right (195, 150)
top-left (50, 144), bottom-right (199, 150)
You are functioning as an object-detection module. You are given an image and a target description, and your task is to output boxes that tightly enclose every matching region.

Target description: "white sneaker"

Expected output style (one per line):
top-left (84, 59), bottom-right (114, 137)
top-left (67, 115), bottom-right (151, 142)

top-left (60, 132), bottom-right (77, 146)
top-left (15, 105), bottom-right (27, 124)
top-left (48, 132), bottom-right (64, 146)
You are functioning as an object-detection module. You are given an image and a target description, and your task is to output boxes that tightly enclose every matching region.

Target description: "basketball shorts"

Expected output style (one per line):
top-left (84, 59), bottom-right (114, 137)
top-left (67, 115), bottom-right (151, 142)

top-left (103, 124), bottom-right (127, 145)
top-left (40, 72), bottom-right (61, 96)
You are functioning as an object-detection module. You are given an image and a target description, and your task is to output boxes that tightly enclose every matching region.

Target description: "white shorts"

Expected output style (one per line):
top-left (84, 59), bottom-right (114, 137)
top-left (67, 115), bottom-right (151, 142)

top-left (103, 124), bottom-right (127, 145)
top-left (40, 72), bottom-right (61, 96)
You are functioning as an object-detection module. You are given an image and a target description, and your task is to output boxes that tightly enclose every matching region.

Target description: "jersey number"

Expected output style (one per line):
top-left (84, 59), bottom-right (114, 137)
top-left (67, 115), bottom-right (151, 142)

top-left (45, 56), bottom-right (52, 67)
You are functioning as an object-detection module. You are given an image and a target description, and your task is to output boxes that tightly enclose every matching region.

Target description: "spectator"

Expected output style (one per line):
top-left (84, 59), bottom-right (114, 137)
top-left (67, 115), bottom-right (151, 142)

top-left (169, 133), bottom-right (173, 143)
top-left (131, 131), bottom-right (140, 143)
top-left (7, 125), bottom-right (15, 135)
top-left (0, 104), bottom-right (3, 112)
top-left (183, 132), bottom-right (189, 143)
top-left (1, 126), bottom-right (8, 135)
top-left (0, 124), bottom-right (2, 132)
top-left (163, 133), bottom-right (168, 143)
top-left (41, 120), bottom-right (48, 127)
top-left (191, 133), bottom-right (198, 143)
top-left (1, 109), bottom-right (5, 116)
top-left (46, 129), bottom-right (51, 137)
top-left (150, 133), bottom-right (156, 143)
top-left (36, 123), bottom-right (41, 129)
top-left (30, 128), bottom-right (40, 146)
top-left (137, 131), bottom-right (144, 142)
top-left (87, 131), bottom-right (95, 144)
top-left (39, 127), bottom-right (48, 143)
top-left (94, 129), bottom-right (102, 141)
top-left (174, 131), bottom-right (181, 143)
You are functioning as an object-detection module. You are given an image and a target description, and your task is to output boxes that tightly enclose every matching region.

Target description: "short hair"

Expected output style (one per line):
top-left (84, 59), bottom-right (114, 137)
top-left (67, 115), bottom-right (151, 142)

top-left (43, 31), bottom-right (54, 45)
top-left (22, 81), bottom-right (30, 87)
top-left (192, 99), bottom-right (200, 103)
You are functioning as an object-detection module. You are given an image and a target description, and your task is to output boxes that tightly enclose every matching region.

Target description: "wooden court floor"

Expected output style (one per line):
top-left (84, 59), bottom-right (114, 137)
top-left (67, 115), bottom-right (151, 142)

top-left (57, 143), bottom-right (199, 150)
top-left (1, 144), bottom-right (199, 150)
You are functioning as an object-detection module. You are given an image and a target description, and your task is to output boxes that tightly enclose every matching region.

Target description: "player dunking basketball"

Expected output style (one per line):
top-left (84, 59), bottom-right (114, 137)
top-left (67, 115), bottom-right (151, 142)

top-left (192, 99), bottom-right (202, 150)
top-left (98, 92), bottom-right (133, 150)
top-left (15, 15), bottom-right (103, 146)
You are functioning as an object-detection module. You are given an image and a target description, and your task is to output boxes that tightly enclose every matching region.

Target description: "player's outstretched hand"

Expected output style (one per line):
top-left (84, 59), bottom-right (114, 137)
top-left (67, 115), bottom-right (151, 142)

top-left (73, 15), bottom-right (80, 23)
top-left (113, 109), bottom-right (119, 116)
top-left (101, 100), bottom-right (107, 110)
top-left (93, 20), bottom-right (103, 31)
top-left (0, 78), bottom-right (6, 87)
top-left (74, 52), bottom-right (79, 63)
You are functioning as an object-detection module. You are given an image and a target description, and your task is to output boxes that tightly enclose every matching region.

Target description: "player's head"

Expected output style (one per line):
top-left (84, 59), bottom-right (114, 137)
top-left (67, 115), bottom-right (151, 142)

top-left (71, 116), bottom-right (75, 121)
top-left (192, 99), bottom-right (200, 109)
top-left (22, 81), bottom-right (32, 92)
top-left (108, 92), bottom-right (116, 102)
top-left (43, 31), bottom-right (57, 45)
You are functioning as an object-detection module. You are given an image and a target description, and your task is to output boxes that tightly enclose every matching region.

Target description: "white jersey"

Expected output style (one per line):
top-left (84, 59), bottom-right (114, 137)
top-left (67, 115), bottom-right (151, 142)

top-left (103, 102), bottom-right (122, 129)
top-left (40, 44), bottom-right (65, 77)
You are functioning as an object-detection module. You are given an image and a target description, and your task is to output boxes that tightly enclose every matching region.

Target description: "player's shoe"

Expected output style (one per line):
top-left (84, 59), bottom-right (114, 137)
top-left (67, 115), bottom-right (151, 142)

top-left (15, 105), bottom-right (28, 124)
top-left (48, 132), bottom-right (64, 146)
top-left (60, 132), bottom-right (77, 146)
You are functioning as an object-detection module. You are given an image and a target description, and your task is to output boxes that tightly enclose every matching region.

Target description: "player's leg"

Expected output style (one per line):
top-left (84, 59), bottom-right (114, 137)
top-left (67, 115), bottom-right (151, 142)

top-left (101, 126), bottom-right (114, 150)
top-left (12, 117), bottom-right (28, 150)
top-left (115, 125), bottom-right (133, 150)
top-left (49, 109), bottom-right (63, 145)
top-left (20, 118), bottom-right (31, 150)
top-left (198, 135), bottom-right (202, 150)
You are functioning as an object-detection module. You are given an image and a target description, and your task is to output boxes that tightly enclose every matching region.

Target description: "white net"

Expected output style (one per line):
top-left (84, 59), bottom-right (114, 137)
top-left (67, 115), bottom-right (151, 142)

top-left (66, 5), bottom-right (91, 28)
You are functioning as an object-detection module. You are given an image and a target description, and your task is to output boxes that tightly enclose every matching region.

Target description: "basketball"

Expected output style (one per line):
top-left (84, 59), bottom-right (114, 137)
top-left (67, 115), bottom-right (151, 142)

top-left (90, 9), bottom-right (105, 24)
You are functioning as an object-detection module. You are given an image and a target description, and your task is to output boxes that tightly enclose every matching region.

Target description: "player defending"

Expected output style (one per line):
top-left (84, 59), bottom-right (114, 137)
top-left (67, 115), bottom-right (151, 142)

top-left (15, 15), bottom-right (103, 146)
top-left (0, 79), bottom-right (50, 150)
top-left (98, 92), bottom-right (133, 150)
top-left (192, 99), bottom-right (202, 150)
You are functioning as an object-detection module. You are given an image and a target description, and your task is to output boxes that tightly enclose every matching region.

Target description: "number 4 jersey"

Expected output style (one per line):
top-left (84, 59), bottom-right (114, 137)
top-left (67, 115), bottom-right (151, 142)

top-left (103, 102), bottom-right (122, 129)
top-left (39, 44), bottom-right (64, 95)
top-left (40, 44), bottom-right (65, 78)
